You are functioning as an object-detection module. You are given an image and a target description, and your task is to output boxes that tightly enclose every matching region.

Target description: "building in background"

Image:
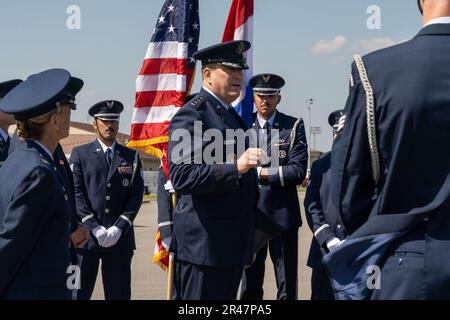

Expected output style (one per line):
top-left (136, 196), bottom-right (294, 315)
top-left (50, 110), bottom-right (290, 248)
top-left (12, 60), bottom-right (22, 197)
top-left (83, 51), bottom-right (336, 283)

top-left (9, 121), bottom-right (161, 194)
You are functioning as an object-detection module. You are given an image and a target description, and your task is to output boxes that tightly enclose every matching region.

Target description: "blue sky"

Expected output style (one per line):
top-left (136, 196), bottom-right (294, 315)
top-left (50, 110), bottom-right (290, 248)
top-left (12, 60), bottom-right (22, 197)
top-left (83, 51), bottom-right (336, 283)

top-left (0, 0), bottom-right (422, 151)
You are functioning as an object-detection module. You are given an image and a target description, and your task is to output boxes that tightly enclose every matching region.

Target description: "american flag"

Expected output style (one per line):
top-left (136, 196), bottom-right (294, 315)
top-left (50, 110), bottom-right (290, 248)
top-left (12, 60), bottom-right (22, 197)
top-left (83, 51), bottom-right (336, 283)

top-left (128, 0), bottom-right (200, 178)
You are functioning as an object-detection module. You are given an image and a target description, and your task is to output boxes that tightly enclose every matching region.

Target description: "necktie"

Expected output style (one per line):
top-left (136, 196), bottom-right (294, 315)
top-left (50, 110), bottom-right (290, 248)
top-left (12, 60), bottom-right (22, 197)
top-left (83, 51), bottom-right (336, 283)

top-left (105, 148), bottom-right (112, 168)
top-left (6, 136), bottom-right (10, 149)
top-left (263, 122), bottom-right (272, 158)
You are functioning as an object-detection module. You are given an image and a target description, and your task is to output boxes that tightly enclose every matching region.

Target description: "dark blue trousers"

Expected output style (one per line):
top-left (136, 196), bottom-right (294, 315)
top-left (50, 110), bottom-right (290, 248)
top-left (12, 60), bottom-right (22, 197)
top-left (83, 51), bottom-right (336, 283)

top-left (75, 250), bottom-right (133, 300)
top-left (173, 259), bottom-right (243, 300)
top-left (310, 267), bottom-right (334, 300)
top-left (240, 228), bottom-right (298, 300)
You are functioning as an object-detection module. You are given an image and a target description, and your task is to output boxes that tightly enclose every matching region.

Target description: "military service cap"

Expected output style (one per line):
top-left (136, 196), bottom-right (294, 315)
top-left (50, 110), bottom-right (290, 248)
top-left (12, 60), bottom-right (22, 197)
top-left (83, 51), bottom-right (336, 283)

top-left (89, 100), bottom-right (124, 121)
top-left (249, 73), bottom-right (285, 96)
top-left (0, 79), bottom-right (23, 99)
top-left (0, 69), bottom-right (83, 120)
top-left (328, 109), bottom-right (344, 130)
top-left (193, 40), bottom-right (251, 70)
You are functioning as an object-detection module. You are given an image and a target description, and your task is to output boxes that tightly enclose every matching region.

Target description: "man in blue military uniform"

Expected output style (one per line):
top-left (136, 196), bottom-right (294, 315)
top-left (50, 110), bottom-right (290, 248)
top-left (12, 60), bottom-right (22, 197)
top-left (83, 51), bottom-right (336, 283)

top-left (240, 74), bottom-right (308, 300)
top-left (156, 94), bottom-right (197, 254)
top-left (0, 69), bottom-right (83, 299)
top-left (304, 110), bottom-right (345, 300)
top-left (168, 40), bottom-right (265, 300)
top-left (0, 79), bottom-right (22, 168)
top-left (70, 101), bottom-right (144, 300)
top-left (324, 0), bottom-right (450, 299)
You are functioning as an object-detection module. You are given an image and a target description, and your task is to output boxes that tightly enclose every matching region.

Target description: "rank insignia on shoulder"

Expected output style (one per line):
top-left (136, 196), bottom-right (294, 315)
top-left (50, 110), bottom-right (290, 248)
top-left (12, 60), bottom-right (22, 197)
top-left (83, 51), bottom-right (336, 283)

top-left (190, 96), bottom-right (205, 108)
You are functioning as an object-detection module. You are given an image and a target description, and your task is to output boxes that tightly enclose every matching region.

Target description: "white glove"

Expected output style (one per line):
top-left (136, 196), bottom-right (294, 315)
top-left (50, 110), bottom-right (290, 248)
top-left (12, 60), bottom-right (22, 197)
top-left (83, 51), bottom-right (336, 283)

top-left (92, 226), bottom-right (108, 247)
top-left (102, 226), bottom-right (122, 248)
top-left (164, 180), bottom-right (175, 193)
top-left (326, 237), bottom-right (342, 252)
top-left (162, 236), bottom-right (172, 250)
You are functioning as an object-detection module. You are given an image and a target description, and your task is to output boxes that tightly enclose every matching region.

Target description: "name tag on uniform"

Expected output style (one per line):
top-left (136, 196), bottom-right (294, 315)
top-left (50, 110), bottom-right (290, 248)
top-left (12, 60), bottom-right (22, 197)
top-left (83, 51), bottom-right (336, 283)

top-left (272, 141), bottom-right (289, 147)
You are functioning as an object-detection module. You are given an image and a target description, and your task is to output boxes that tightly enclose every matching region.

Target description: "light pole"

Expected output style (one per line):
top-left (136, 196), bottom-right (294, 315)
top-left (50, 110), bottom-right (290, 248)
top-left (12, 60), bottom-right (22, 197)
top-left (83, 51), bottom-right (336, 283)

top-left (306, 98), bottom-right (315, 170)
top-left (310, 126), bottom-right (322, 152)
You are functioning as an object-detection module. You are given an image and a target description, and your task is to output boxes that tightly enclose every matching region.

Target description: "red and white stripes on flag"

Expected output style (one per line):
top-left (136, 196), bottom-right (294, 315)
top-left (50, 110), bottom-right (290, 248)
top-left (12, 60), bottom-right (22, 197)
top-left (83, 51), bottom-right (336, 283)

top-left (128, 0), bottom-right (200, 178)
top-left (222, 0), bottom-right (254, 127)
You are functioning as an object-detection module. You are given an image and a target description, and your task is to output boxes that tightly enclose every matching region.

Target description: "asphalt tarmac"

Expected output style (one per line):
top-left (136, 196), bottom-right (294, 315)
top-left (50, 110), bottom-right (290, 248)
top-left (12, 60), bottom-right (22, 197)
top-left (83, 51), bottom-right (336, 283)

top-left (91, 192), bottom-right (313, 300)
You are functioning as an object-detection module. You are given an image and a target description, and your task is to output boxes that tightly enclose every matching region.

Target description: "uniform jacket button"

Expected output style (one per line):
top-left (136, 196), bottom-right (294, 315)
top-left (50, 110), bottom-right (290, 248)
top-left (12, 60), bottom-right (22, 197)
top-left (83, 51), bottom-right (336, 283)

top-left (107, 183), bottom-right (111, 188)
top-left (337, 224), bottom-right (342, 230)
top-left (106, 196), bottom-right (111, 201)
top-left (105, 208), bottom-right (110, 214)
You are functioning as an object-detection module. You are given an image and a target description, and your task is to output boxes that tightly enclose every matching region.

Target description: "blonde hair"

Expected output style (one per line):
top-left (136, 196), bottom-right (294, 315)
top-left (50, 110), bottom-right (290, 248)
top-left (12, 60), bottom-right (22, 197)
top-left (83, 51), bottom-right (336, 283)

top-left (16, 106), bottom-right (62, 139)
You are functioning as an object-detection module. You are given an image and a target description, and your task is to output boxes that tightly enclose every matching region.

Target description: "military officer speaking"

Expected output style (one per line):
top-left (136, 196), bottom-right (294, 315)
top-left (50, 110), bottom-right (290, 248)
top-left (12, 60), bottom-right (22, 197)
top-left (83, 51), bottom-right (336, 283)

top-left (0, 79), bottom-right (22, 168)
top-left (168, 40), bottom-right (265, 300)
top-left (70, 101), bottom-right (144, 300)
top-left (324, 0), bottom-right (450, 299)
top-left (304, 110), bottom-right (344, 300)
top-left (240, 74), bottom-right (308, 300)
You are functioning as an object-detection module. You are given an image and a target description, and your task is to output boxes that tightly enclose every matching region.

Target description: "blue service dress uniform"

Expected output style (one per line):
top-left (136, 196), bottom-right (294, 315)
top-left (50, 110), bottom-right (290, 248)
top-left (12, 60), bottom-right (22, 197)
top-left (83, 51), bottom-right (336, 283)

top-left (157, 167), bottom-right (174, 243)
top-left (304, 152), bottom-right (343, 300)
top-left (0, 140), bottom-right (72, 299)
top-left (324, 23), bottom-right (450, 300)
top-left (240, 111), bottom-right (308, 300)
top-left (70, 140), bottom-right (144, 300)
top-left (0, 129), bottom-right (9, 169)
top-left (168, 88), bottom-right (259, 300)
top-left (9, 133), bottom-right (80, 246)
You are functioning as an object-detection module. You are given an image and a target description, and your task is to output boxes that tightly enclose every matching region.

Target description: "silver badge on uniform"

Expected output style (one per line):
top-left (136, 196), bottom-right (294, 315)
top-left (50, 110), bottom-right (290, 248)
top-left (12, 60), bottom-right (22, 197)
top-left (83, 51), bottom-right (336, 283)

top-left (278, 150), bottom-right (287, 159)
top-left (123, 179), bottom-right (130, 187)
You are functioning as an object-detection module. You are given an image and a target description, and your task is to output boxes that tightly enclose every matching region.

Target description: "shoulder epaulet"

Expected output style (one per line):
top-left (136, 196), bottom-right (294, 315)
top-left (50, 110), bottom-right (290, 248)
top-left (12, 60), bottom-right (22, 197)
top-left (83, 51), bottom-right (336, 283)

top-left (189, 96), bottom-right (206, 109)
top-left (40, 155), bottom-right (50, 166)
top-left (295, 117), bottom-right (305, 129)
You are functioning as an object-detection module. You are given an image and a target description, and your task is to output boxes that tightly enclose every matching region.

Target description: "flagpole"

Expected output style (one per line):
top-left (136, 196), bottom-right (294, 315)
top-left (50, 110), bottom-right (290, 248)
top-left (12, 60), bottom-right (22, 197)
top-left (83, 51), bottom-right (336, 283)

top-left (166, 193), bottom-right (177, 300)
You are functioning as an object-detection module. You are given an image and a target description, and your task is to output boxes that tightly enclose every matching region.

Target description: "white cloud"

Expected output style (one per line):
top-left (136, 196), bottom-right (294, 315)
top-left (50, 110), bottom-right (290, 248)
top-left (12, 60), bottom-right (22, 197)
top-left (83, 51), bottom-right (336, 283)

top-left (311, 36), bottom-right (347, 55)
top-left (352, 38), bottom-right (406, 54)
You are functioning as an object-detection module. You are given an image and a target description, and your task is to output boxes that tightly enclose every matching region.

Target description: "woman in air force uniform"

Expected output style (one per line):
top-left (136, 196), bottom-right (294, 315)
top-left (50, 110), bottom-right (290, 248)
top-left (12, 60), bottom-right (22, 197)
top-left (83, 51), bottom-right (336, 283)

top-left (0, 69), bottom-right (83, 300)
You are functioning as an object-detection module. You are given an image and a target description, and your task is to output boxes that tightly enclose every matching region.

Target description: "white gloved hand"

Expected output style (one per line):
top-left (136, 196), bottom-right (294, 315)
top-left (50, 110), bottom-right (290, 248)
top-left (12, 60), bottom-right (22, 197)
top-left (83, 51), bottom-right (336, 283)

top-left (164, 180), bottom-right (175, 193)
top-left (326, 237), bottom-right (342, 252)
top-left (102, 226), bottom-right (122, 248)
top-left (162, 236), bottom-right (172, 250)
top-left (92, 226), bottom-right (108, 247)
